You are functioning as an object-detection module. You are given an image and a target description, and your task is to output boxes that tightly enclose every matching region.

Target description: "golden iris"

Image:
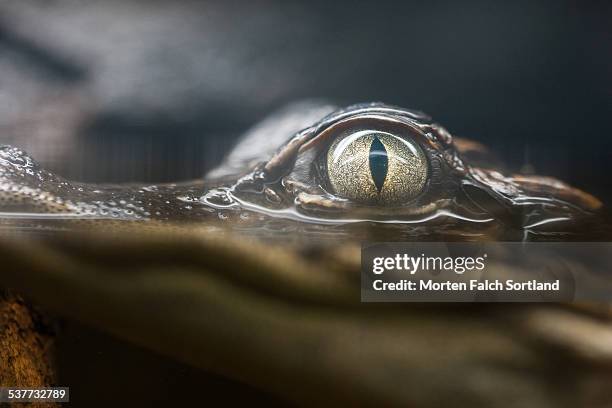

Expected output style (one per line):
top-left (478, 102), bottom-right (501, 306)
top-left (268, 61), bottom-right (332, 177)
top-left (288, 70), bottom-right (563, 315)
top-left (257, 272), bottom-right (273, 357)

top-left (326, 131), bottom-right (428, 205)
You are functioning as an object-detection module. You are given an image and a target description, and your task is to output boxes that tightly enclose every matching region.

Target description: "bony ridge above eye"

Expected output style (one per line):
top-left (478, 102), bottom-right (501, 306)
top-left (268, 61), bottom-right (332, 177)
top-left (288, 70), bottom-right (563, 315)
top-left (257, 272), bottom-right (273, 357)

top-left (326, 130), bottom-right (428, 205)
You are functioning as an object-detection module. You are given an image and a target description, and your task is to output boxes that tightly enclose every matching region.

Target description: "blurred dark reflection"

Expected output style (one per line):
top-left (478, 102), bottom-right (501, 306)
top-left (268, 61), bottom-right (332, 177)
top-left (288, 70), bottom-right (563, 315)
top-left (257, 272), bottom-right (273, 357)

top-left (0, 0), bottom-right (610, 206)
top-left (55, 322), bottom-right (287, 407)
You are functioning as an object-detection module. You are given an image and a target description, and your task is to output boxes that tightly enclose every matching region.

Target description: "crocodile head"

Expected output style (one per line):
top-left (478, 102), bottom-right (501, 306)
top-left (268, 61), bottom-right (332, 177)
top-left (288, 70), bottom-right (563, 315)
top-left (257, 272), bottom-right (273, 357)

top-left (0, 102), bottom-right (606, 242)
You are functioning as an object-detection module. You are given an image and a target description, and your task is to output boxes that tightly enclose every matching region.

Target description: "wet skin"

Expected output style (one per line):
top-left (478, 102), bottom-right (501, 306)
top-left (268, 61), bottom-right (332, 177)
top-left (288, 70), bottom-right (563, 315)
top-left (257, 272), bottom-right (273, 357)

top-left (0, 103), bottom-right (606, 242)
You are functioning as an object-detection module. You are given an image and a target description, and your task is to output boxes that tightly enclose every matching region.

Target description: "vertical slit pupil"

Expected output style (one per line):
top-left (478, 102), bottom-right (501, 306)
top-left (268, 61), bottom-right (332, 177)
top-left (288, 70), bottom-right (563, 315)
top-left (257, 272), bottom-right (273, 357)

top-left (369, 136), bottom-right (388, 193)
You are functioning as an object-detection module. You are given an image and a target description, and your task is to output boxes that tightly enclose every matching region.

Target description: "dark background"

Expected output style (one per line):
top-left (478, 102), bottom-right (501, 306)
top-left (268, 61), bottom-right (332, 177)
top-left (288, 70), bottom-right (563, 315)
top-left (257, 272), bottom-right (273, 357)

top-left (0, 1), bottom-right (610, 406)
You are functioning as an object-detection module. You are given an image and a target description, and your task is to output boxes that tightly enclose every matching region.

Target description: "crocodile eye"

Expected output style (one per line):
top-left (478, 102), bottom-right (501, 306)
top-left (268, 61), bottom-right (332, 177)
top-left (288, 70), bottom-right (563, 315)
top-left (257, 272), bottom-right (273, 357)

top-left (326, 130), bottom-right (428, 205)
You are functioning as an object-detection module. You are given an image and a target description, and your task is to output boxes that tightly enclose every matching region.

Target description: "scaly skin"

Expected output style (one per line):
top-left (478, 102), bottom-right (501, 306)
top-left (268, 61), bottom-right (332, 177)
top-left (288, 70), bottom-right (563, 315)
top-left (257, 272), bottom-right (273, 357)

top-left (0, 103), bottom-right (605, 242)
